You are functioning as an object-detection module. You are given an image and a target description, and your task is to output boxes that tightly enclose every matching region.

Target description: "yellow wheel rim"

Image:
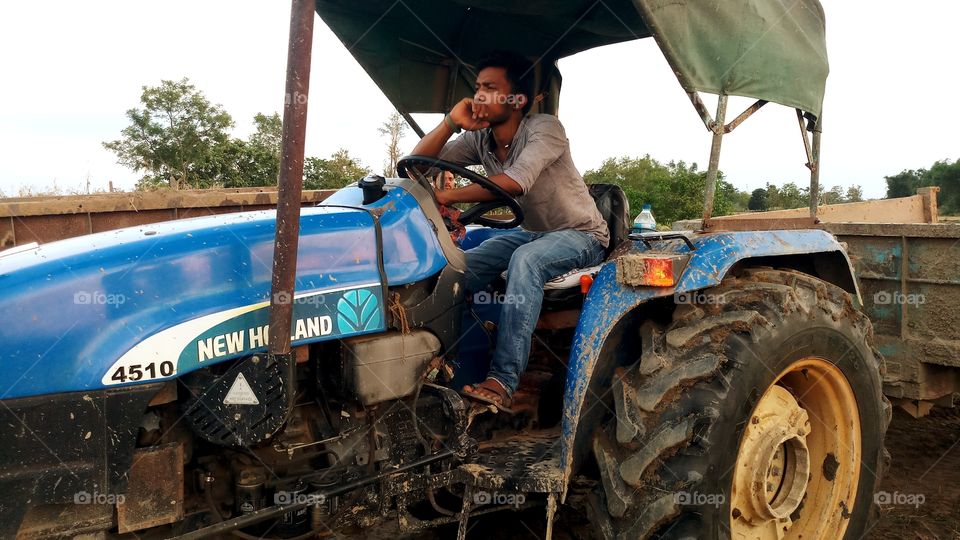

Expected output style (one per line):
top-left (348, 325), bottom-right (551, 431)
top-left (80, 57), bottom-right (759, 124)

top-left (730, 358), bottom-right (861, 539)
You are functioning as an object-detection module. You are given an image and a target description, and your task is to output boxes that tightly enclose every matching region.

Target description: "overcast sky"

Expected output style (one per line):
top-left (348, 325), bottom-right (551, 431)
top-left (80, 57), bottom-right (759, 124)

top-left (1, 1), bottom-right (957, 199)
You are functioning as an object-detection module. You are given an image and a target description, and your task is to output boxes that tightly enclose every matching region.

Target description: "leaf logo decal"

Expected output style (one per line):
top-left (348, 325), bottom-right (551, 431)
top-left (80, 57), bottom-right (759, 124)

top-left (336, 289), bottom-right (381, 333)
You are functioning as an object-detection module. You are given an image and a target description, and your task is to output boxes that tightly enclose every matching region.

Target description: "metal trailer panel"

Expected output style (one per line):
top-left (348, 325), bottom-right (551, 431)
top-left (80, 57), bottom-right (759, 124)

top-left (829, 222), bottom-right (960, 405)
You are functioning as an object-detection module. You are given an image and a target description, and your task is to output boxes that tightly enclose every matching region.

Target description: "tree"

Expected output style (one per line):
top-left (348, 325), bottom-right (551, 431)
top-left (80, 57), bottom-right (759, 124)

top-left (822, 185), bottom-right (846, 205)
top-left (884, 160), bottom-right (960, 214)
top-left (845, 185), bottom-right (864, 203)
top-left (885, 169), bottom-right (922, 199)
top-left (378, 111), bottom-right (407, 177)
top-left (583, 155), bottom-right (746, 224)
top-left (249, 112), bottom-right (282, 152)
top-left (726, 188), bottom-right (751, 213)
top-left (231, 112), bottom-right (283, 188)
top-left (925, 159), bottom-right (960, 214)
top-left (748, 188), bottom-right (769, 211)
top-left (764, 183), bottom-right (781, 209)
top-left (103, 78), bottom-right (234, 189)
top-left (185, 112), bottom-right (284, 188)
top-left (778, 182), bottom-right (807, 209)
top-left (304, 149), bottom-right (371, 190)
top-left (194, 138), bottom-right (246, 188)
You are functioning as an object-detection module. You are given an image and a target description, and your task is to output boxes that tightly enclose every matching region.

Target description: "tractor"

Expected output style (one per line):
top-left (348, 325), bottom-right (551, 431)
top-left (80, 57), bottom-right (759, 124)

top-left (0, 1), bottom-right (889, 538)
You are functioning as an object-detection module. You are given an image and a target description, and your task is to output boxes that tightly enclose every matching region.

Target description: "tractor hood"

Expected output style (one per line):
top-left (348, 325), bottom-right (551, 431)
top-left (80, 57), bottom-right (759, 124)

top-left (0, 183), bottom-right (447, 399)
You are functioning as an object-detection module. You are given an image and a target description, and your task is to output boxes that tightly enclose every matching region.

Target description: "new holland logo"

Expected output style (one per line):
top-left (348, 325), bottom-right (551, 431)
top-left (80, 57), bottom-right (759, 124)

top-left (336, 289), bottom-right (381, 333)
top-left (102, 283), bottom-right (386, 388)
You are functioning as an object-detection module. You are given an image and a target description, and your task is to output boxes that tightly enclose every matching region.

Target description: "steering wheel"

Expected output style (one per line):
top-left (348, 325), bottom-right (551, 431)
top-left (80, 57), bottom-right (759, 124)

top-left (396, 155), bottom-right (524, 229)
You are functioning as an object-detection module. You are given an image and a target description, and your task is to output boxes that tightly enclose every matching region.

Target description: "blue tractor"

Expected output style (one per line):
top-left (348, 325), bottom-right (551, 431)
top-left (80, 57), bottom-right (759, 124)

top-left (1, 1), bottom-right (888, 539)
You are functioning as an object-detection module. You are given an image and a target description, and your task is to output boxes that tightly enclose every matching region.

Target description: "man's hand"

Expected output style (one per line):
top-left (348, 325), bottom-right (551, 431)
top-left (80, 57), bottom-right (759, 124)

top-left (409, 98), bottom-right (488, 162)
top-left (434, 187), bottom-right (451, 207)
top-left (449, 98), bottom-right (490, 131)
top-left (433, 173), bottom-right (522, 207)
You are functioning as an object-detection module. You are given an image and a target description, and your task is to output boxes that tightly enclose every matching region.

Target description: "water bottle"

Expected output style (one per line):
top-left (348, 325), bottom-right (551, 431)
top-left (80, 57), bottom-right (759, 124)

top-left (632, 204), bottom-right (657, 233)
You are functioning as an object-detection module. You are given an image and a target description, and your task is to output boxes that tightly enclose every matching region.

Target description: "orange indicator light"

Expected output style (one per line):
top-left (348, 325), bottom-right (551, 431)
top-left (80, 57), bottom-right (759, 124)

top-left (643, 257), bottom-right (674, 287)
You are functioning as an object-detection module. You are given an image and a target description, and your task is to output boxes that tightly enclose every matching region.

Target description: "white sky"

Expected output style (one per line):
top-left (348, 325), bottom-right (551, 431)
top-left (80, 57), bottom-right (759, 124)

top-left (1, 1), bottom-right (957, 199)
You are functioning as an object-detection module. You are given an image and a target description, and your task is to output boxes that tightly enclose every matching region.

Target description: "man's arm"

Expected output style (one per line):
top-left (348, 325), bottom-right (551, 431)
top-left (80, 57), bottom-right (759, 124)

top-left (410, 98), bottom-right (491, 158)
top-left (439, 116), bottom-right (566, 206)
top-left (409, 97), bottom-right (517, 204)
top-left (410, 116), bottom-right (458, 158)
top-left (436, 174), bottom-right (522, 206)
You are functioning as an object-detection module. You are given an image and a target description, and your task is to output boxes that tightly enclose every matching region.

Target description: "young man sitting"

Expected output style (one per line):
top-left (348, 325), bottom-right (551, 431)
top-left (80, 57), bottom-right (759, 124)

top-left (410, 51), bottom-right (609, 411)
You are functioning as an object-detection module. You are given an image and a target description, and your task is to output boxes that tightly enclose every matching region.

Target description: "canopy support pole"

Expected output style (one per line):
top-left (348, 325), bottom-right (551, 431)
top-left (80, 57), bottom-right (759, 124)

top-left (401, 110), bottom-right (425, 138)
top-left (269, 0), bottom-right (315, 409)
top-left (797, 110), bottom-right (822, 219)
top-left (809, 124), bottom-right (822, 219)
top-left (701, 95), bottom-right (728, 224)
top-left (724, 100), bottom-right (767, 133)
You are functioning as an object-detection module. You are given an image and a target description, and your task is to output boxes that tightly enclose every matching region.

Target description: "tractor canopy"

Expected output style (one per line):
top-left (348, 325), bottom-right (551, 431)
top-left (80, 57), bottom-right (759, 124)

top-left (316, 0), bottom-right (828, 119)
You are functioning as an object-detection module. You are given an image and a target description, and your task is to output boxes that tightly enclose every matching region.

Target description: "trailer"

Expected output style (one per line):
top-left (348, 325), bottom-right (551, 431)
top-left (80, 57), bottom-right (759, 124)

top-left (677, 186), bottom-right (960, 415)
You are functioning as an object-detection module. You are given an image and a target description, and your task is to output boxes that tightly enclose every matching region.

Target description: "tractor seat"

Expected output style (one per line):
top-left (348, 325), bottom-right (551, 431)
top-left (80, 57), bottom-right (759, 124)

top-left (542, 263), bottom-right (605, 290)
top-left (504, 184), bottom-right (630, 306)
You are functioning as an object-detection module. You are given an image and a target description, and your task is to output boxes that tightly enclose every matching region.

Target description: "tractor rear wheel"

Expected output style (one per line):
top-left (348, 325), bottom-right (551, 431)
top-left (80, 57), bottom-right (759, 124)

top-left (592, 269), bottom-right (890, 539)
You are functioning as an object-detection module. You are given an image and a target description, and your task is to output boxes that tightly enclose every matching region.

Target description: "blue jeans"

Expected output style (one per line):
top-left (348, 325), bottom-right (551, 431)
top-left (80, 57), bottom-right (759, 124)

top-left (464, 229), bottom-right (605, 393)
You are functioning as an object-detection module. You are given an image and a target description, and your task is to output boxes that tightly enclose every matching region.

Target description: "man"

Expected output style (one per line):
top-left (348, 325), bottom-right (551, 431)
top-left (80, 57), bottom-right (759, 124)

top-left (435, 170), bottom-right (457, 191)
top-left (410, 51), bottom-right (608, 411)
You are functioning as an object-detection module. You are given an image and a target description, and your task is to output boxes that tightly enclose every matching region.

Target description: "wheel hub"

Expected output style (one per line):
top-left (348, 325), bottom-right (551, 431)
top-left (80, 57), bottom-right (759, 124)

top-left (735, 385), bottom-right (811, 526)
top-left (730, 358), bottom-right (862, 540)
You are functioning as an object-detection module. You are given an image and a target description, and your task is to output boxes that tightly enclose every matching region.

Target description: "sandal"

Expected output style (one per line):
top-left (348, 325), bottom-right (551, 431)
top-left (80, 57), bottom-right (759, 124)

top-left (461, 378), bottom-right (515, 414)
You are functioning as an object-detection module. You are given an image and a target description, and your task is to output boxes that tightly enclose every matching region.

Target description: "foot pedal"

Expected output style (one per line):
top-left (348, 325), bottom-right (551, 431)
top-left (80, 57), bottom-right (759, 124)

top-left (456, 430), bottom-right (564, 493)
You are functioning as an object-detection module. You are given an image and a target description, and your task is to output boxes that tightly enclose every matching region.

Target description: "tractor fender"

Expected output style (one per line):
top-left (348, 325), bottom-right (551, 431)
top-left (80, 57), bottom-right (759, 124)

top-left (558, 228), bottom-right (859, 497)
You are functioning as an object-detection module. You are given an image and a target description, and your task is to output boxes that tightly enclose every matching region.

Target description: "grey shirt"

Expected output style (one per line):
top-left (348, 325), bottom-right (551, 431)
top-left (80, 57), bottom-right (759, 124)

top-left (438, 114), bottom-right (609, 247)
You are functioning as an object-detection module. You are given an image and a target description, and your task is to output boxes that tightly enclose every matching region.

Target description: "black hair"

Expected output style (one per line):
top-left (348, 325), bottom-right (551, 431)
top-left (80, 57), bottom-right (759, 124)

top-left (476, 51), bottom-right (536, 115)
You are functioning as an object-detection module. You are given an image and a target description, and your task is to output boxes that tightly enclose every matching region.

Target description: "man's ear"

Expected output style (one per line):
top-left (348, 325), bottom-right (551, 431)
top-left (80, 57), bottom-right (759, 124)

top-left (514, 94), bottom-right (528, 109)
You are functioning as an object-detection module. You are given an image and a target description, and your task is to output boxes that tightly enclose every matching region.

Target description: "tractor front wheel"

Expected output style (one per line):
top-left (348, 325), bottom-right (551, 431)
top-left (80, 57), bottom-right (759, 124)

top-left (593, 269), bottom-right (890, 539)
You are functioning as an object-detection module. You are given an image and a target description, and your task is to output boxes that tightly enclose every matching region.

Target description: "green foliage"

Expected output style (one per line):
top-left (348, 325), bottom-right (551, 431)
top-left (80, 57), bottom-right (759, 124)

top-left (249, 112), bottom-right (283, 151)
top-left (885, 170), bottom-right (921, 199)
top-left (822, 185), bottom-right (846, 205)
top-left (304, 149), bottom-right (371, 190)
top-left (756, 182), bottom-right (862, 210)
top-left (189, 113), bottom-right (283, 188)
top-left (103, 78), bottom-right (234, 189)
top-left (845, 185), bottom-right (864, 203)
top-left (226, 113), bottom-right (283, 188)
top-left (927, 160), bottom-right (960, 214)
top-left (748, 188), bottom-right (768, 211)
top-left (726, 188), bottom-right (751, 213)
top-left (761, 182), bottom-right (811, 210)
top-left (886, 159), bottom-right (960, 215)
top-left (105, 79), bottom-right (375, 191)
top-left (582, 155), bottom-right (743, 224)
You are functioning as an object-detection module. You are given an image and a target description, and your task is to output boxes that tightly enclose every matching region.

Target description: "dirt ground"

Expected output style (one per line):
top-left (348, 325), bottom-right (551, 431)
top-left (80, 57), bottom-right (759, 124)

top-left (870, 406), bottom-right (960, 539)
top-left (368, 406), bottom-right (960, 540)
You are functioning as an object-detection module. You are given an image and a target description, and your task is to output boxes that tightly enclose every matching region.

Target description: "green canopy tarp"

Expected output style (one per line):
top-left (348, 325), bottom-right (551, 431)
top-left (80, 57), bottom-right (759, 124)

top-left (316, 0), bottom-right (827, 119)
top-left (635, 0), bottom-right (828, 118)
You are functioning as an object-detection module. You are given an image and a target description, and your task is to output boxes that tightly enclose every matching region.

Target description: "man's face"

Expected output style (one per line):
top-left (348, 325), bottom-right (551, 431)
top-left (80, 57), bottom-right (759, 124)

top-left (441, 171), bottom-right (456, 190)
top-left (474, 67), bottom-right (526, 124)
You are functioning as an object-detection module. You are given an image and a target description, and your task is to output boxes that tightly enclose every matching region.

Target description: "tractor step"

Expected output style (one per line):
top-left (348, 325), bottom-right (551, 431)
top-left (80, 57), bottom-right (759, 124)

top-left (16, 502), bottom-right (113, 540)
top-left (457, 429), bottom-right (564, 494)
